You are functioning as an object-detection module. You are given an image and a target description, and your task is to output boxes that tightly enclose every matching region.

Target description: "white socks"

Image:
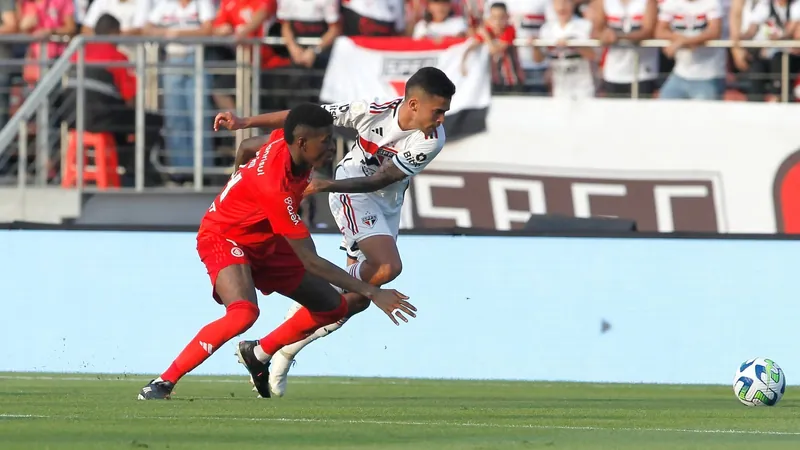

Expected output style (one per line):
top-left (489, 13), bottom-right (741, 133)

top-left (348, 261), bottom-right (364, 281)
top-left (253, 345), bottom-right (271, 363)
top-left (277, 262), bottom-right (361, 358)
top-left (280, 317), bottom-right (348, 357)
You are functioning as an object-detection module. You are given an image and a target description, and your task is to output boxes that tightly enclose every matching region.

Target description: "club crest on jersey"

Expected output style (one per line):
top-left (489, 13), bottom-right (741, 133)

top-left (231, 247), bottom-right (244, 258)
top-left (361, 212), bottom-right (378, 228)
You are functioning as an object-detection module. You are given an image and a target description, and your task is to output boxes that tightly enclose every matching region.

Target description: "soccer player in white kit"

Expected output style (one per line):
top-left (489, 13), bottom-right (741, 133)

top-left (214, 67), bottom-right (455, 397)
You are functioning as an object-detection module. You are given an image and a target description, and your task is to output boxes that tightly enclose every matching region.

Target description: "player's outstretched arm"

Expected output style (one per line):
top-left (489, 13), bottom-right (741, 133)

top-left (214, 110), bottom-right (290, 132)
top-left (304, 163), bottom-right (407, 196)
top-left (284, 236), bottom-right (417, 325)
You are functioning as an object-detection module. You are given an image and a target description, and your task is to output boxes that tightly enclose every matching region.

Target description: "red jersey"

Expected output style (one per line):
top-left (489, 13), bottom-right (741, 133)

top-left (198, 129), bottom-right (311, 248)
top-left (476, 24), bottom-right (516, 44)
top-left (213, 0), bottom-right (290, 69)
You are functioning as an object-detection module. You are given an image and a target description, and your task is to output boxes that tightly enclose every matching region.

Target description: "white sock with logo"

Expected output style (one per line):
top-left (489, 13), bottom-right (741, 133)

top-left (280, 318), bottom-right (349, 357)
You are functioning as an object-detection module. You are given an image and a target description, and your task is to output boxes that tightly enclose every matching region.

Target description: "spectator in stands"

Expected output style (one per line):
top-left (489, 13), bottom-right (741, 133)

top-left (19, 0), bottom-right (76, 86)
top-left (590, 0), bottom-right (659, 98)
top-left (655, 0), bottom-right (726, 99)
top-left (341, 0), bottom-right (406, 36)
top-left (462, 2), bottom-right (525, 91)
top-left (82, 0), bottom-right (142, 34)
top-left (212, 0), bottom-right (289, 112)
top-left (412, 0), bottom-right (468, 39)
top-left (731, 0), bottom-right (800, 100)
top-left (534, 0), bottom-right (597, 98)
top-left (57, 14), bottom-right (164, 186)
top-left (276, 0), bottom-right (341, 105)
top-left (508, 0), bottom-right (553, 94)
top-left (144, 0), bottom-right (215, 182)
top-left (82, 0), bottom-right (144, 60)
top-left (0, 0), bottom-right (17, 125)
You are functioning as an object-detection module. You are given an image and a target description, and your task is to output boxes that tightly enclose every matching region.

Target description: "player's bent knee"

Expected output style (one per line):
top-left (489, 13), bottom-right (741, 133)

top-left (372, 261), bottom-right (402, 285)
top-left (226, 300), bottom-right (260, 333)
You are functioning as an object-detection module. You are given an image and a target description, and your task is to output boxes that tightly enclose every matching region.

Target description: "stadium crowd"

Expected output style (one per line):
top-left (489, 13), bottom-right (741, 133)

top-left (1, 0), bottom-right (798, 188)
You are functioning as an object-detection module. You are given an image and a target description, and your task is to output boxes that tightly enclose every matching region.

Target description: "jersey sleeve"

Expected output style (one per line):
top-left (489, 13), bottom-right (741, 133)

top-left (320, 99), bottom-right (370, 129)
top-left (260, 191), bottom-right (310, 239)
top-left (392, 128), bottom-right (445, 177)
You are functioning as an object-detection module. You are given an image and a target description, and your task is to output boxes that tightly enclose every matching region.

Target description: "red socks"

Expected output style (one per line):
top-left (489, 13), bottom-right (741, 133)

top-left (161, 300), bottom-right (259, 384)
top-left (259, 296), bottom-right (348, 356)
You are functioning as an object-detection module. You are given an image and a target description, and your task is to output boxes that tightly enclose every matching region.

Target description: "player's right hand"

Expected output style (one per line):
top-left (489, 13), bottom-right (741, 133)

top-left (214, 111), bottom-right (246, 131)
top-left (370, 289), bottom-right (417, 326)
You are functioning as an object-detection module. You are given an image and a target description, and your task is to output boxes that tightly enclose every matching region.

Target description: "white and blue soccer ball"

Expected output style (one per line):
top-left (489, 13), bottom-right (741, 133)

top-left (733, 357), bottom-right (786, 406)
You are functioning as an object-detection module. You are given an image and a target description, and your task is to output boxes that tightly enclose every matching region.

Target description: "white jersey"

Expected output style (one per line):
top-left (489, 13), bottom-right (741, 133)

top-left (658, 0), bottom-right (726, 80)
top-left (539, 17), bottom-right (596, 99)
top-left (602, 0), bottom-right (660, 83)
top-left (322, 97), bottom-right (445, 260)
top-left (321, 97), bottom-right (446, 216)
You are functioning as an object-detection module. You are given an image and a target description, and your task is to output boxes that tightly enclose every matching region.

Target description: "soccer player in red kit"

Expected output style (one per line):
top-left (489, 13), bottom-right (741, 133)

top-left (137, 104), bottom-right (416, 400)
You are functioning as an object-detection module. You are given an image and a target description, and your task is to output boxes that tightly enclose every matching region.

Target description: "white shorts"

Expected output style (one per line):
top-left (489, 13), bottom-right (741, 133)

top-left (328, 192), bottom-right (400, 261)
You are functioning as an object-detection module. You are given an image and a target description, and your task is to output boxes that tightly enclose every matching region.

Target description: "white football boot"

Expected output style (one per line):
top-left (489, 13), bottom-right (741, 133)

top-left (268, 350), bottom-right (295, 397)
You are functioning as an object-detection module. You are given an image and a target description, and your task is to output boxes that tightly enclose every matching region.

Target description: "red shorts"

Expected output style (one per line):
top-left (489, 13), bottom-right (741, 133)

top-left (196, 232), bottom-right (305, 303)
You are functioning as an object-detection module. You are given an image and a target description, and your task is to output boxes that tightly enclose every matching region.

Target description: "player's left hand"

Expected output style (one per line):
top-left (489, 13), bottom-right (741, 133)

top-left (370, 288), bottom-right (417, 326)
top-left (303, 178), bottom-right (333, 197)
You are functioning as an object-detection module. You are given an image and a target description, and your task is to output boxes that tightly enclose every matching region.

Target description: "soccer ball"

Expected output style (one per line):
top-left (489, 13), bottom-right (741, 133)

top-left (733, 357), bottom-right (786, 406)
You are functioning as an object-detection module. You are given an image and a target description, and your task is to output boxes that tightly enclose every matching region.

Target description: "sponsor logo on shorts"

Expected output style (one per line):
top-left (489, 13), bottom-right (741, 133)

top-left (361, 212), bottom-right (378, 229)
top-left (284, 197), bottom-right (301, 226)
top-left (231, 247), bottom-right (244, 258)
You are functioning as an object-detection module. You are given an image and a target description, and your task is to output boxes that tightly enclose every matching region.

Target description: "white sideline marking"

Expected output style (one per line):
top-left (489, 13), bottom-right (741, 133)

top-left (0, 414), bottom-right (48, 419)
top-left (142, 415), bottom-right (800, 436)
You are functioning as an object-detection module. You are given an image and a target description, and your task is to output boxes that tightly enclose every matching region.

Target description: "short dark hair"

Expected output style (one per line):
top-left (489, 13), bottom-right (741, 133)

top-left (94, 14), bottom-right (121, 35)
top-left (405, 67), bottom-right (456, 100)
top-left (284, 103), bottom-right (334, 145)
top-left (490, 2), bottom-right (508, 12)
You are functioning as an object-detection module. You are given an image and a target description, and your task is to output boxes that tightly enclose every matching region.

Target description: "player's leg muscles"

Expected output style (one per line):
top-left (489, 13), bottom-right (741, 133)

top-left (350, 235), bottom-right (403, 286)
top-left (341, 235), bottom-right (403, 316)
top-left (158, 265), bottom-right (260, 385)
top-left (256, 273), bottom-right (347, 355)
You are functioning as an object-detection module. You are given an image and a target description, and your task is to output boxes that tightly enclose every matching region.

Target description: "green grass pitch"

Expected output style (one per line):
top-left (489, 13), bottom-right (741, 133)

top-left (1, 373), bottom-right (799, 449)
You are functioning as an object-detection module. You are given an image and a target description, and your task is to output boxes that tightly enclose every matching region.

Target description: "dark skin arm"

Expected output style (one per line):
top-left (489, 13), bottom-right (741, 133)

top-left (214, 110), bottom-right (290, 132)
top-left (232, 135), bottom-right (271, 172)
top-left (304, 162), bottom-right (408, 196)
top-left (284, 236), bottom-right (416, 325)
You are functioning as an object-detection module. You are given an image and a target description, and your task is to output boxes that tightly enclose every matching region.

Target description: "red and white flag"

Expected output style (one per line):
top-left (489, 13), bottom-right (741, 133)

top-left (320, 36), bottom-right (491, 141)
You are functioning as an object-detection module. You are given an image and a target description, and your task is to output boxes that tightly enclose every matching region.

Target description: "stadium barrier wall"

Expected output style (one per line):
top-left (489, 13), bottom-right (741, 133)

top-left (0, 230), bottom-right (795, 385)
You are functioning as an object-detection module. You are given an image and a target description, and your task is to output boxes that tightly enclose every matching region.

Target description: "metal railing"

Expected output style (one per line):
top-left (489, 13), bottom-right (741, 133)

top-left (1, 34), bottom-right (800, 194)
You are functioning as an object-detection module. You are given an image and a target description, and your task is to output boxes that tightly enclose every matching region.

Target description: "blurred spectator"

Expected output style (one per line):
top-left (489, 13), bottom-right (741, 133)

top-left (82, 0), bottom-right (142, 35)
top-left (412, 0), bottom-right (468, 39)
top-left (501, 0), bottom-right (551, 94)
top-left (276, 0), bottom-right (340, 105)
top-left (57, 14), bottom-right (163, 186)
top-left (731, 0), bottom-right (800, 100)
top-left (655, 0), bottom-right (726, 99)
top-left (211, 0), bottom-right (289, 112)
top-left (534, 0), bottom-right (596, 98)
top-left (144, 0), bottom-right (215, 180)
top-left (82, 0), bottom-right (143, 59)
top-left (19, 0), bottom-right (76, 86)
top-left (278, 0), bottom-right (340, 68)
top-left (341, 0), bottom-right (405, 36)
top-left (462, 2), bottom-right (525, 91)
top-left (0, 0), bottom-right (17, 125)
top-left (591, 0), bottom-right (659, 98)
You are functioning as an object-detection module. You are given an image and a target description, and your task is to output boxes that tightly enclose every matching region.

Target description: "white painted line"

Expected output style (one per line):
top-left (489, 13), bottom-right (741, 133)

top-left (139, 415), bottom-right (800, 436)
top-left (0, 414), bottom-right (48, 419)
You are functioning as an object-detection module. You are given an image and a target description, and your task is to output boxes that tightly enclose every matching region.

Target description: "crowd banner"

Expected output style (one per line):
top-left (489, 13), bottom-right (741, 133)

top-left (395, 97), bottom-right (800, 235)
top-left (320, 36), bottom-right (491, 141)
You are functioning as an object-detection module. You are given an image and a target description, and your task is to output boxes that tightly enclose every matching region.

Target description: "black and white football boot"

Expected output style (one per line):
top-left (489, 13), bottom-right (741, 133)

top-left (137, 379), bottom-right (174, 400)
top-left (236, 340), bottom-right (271, 398)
